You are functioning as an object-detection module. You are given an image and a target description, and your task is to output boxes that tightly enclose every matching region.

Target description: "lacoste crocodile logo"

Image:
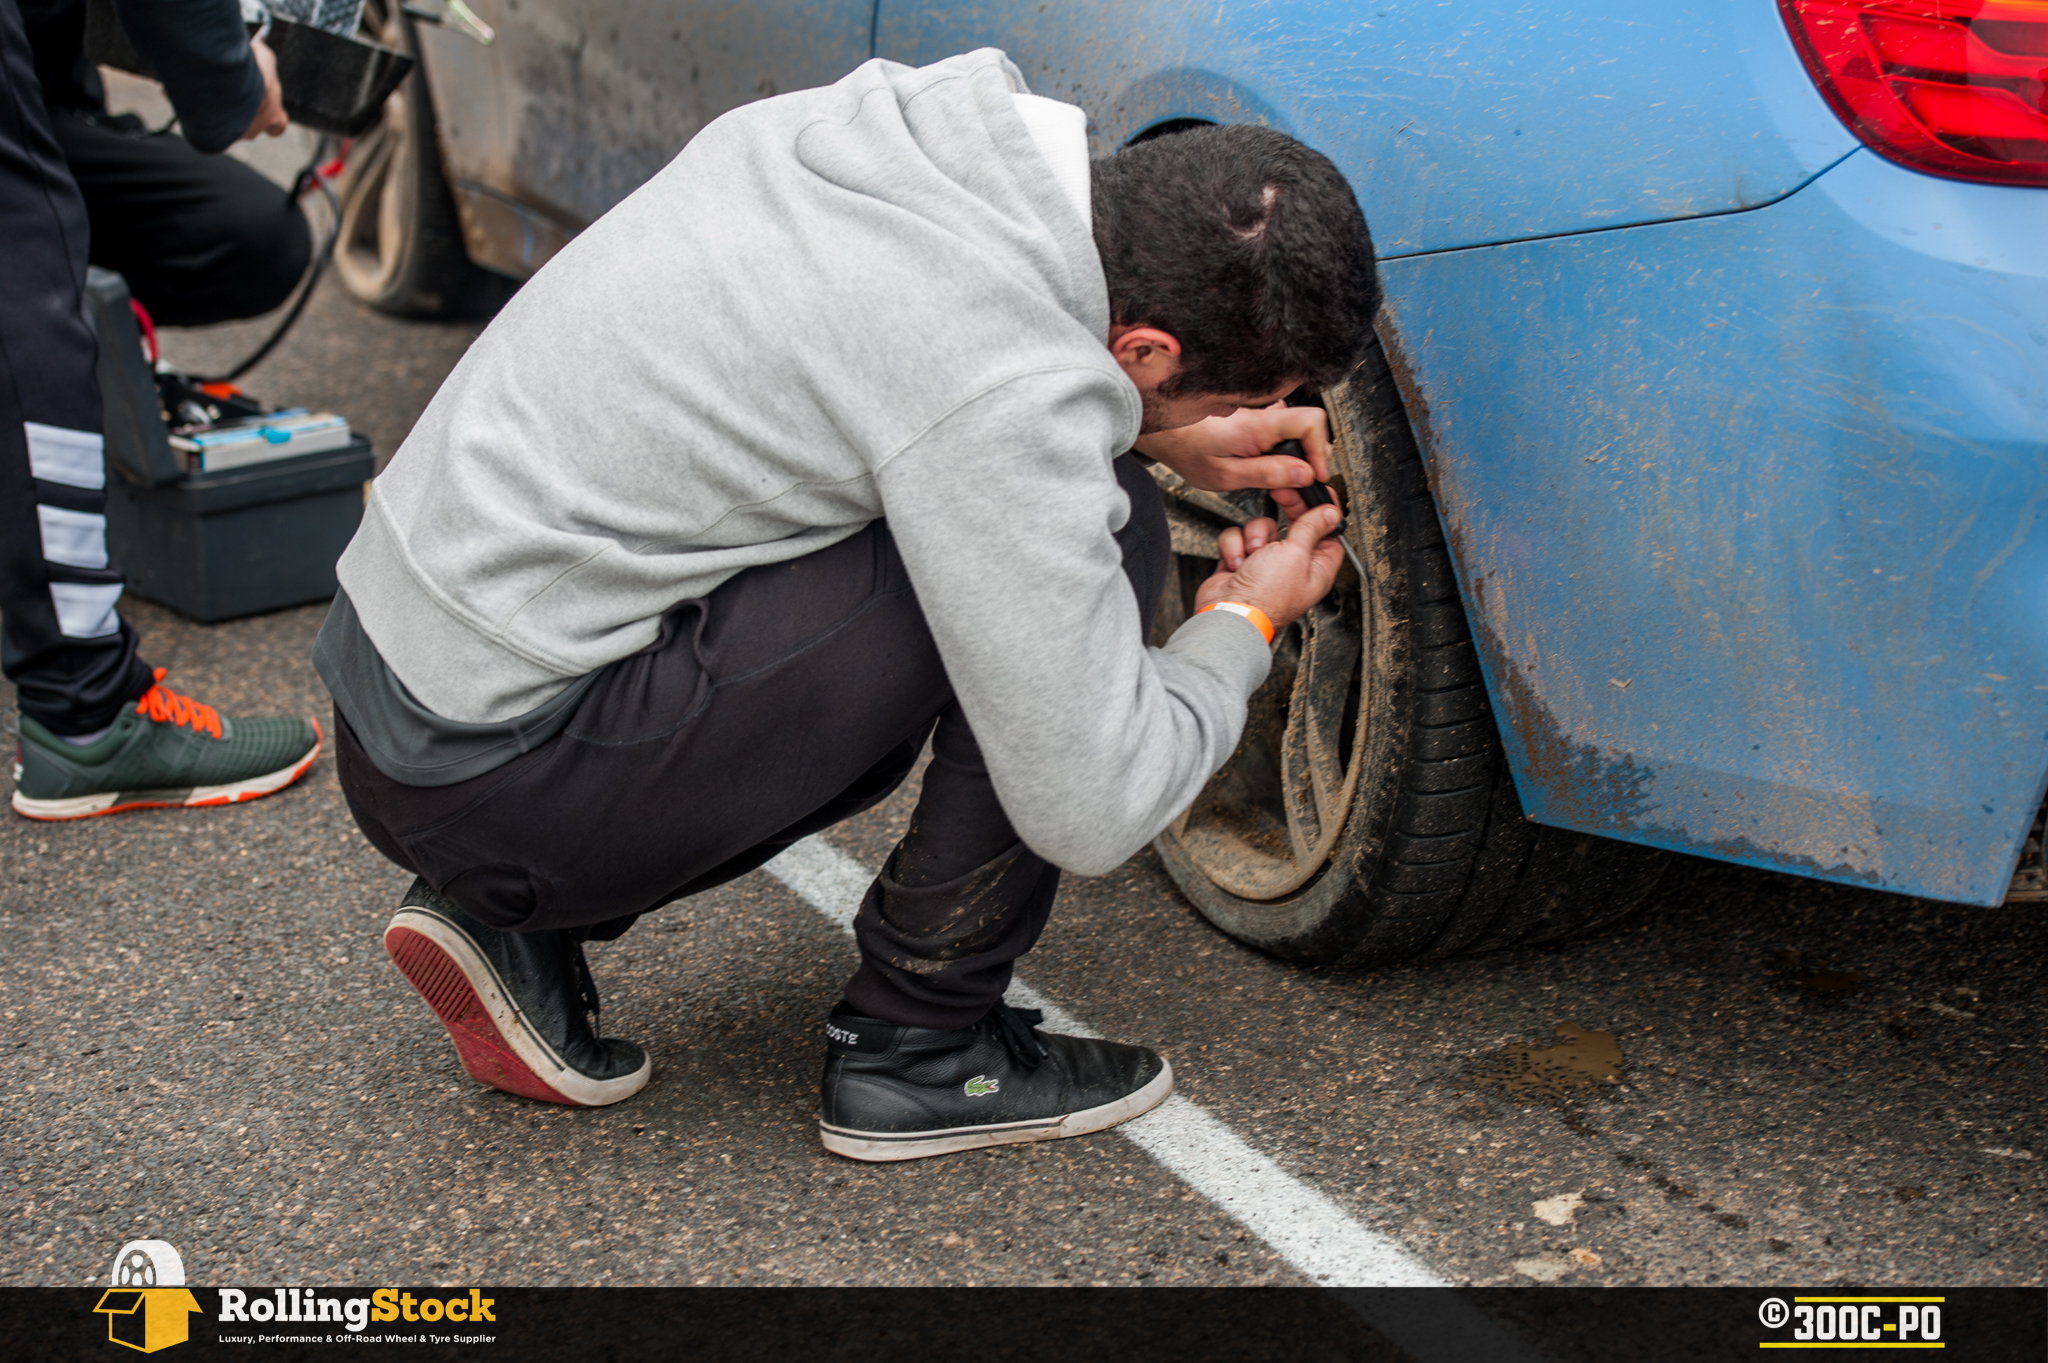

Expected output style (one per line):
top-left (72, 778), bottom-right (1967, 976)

top-left (964, 1075), bottom-right (999, 1097)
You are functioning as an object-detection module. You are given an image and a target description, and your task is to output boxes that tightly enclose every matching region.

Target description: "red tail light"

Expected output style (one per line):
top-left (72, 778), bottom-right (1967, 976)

top-left (1780, 0), bottom-right (2048, 186)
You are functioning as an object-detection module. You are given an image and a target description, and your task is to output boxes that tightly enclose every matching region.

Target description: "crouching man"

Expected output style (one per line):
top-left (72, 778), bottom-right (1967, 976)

top-left (317, 48), bottom-right (1377, 1161)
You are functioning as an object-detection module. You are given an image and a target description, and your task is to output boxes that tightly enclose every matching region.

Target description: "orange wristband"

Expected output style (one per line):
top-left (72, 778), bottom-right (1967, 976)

top-left (1196, 600), bottom-right (1276, 645)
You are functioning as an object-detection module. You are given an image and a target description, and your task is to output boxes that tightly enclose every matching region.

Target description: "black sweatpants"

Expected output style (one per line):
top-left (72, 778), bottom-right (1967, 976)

top-left (337, 455), bottom-right (1171, 1030)
top-left (0, 0), bottom-right (152, 735)
top-left (53, 111), bottom-right (311, 327)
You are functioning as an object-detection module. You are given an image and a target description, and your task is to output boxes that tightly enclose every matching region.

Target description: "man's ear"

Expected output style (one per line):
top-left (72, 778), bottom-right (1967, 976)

top-left (1107, 324), bottom-right (1183, 393)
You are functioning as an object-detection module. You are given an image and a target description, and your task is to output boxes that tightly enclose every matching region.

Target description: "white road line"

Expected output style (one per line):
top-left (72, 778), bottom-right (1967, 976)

top-left (763, 837), bottom-right (870, 933)
top-left (761, 835), bottom-right (1444, 1287)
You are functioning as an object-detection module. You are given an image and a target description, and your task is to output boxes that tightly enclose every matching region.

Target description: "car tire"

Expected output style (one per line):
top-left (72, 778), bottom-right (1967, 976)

top-left (333, 0), bottom-right (510, 318)
top-left (1149, 329), bottom-right (1669, 967)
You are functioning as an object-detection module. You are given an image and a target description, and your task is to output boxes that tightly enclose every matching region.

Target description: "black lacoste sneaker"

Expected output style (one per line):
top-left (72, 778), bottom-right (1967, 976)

top-left (383, 878), bottom-right (650, 1107)
top-left (818, 1000), bottom-right (1172, 1161)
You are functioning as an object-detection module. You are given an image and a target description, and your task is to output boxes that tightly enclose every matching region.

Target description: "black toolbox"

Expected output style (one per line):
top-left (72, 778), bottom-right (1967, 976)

top-left (88, 268), bottom-right (375, 623)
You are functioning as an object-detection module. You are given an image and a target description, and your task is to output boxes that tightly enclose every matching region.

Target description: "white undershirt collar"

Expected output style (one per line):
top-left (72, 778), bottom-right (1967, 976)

top-left (1012, 93), bottom-right (1091, 231)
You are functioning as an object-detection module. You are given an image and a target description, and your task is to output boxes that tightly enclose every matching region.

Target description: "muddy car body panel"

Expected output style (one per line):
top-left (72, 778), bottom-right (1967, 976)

top-left (405, 0), bottom-right (2048, 905)
top-left (412, 0), bottom-right (872, 276)
top-left (1380, 150), bottom-right (2048, 906)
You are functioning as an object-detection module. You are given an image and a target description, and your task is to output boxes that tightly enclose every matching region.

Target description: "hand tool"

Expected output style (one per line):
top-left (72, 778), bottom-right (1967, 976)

top-left (1272, 438), bottom-right (1365, 579)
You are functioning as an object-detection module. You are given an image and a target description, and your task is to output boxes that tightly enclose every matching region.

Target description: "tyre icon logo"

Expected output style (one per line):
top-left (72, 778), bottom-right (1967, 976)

top-left (1759, 1297), bottom-right (1791, 1329)
top-left (94, 1240), bottom-right (201, 1353)
top-left (115, 1246), bottom-right (162, 1287)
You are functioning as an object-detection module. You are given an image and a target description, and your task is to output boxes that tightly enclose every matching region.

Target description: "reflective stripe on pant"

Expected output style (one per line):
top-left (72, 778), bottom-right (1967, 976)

top-left (0, 0), bottom-right (150, 734)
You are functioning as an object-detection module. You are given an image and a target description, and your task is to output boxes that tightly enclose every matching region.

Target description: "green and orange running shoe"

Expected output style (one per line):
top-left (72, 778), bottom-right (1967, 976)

top-left (10, 668), bottom-right (321, 820)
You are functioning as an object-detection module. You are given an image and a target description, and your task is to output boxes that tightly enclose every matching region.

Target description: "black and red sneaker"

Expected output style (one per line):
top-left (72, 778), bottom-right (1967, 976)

top-left (383, 878), bottom-right (650, 1107)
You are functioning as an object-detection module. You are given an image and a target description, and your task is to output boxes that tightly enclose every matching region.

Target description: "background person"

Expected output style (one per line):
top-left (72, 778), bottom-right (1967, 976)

top-left (325, 50), bottom-right (1377, 1161)
top-left (20, 0), bottom-right (307, 325)
top-left (2, 0), bottom-right (322, 819)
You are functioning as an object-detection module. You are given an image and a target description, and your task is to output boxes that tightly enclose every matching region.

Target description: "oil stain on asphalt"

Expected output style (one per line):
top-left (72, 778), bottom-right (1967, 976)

top-left (1464, 1023), bottom-right (1626, 1106)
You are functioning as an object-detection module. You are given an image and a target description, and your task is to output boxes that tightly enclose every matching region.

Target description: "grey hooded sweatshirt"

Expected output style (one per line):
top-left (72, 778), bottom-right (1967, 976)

top-left (329, 48), bottom-right (1272, 877)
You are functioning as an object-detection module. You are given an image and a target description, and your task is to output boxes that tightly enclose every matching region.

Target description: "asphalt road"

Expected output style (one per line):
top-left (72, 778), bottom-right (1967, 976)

top-left (4, 218), bottom-right (2044, 1313)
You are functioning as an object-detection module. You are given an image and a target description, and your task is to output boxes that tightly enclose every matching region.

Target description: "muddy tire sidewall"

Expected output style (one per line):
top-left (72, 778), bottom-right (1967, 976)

top-left (1154, 347), bottom-right (1421, 962)
top-left (1153, 331), bottom-right (1667, 967)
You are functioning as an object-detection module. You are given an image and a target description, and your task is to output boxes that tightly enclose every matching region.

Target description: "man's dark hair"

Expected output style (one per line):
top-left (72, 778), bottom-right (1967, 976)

top-left (1091, 123), bottom-right (1379, 397)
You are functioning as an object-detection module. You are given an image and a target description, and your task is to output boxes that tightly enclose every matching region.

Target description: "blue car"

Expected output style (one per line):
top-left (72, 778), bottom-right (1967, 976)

top-left (333, 0), bottom-right (2048, 965)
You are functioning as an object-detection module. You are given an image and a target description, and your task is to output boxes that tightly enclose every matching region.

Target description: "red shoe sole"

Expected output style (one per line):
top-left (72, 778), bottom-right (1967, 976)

top-left (384, 924), bottom-right (585, 1106)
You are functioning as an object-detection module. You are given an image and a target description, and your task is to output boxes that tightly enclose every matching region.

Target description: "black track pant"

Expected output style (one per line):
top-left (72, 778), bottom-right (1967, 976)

top-left (337, 455), bottom-right (1170, 1030)
top-left (0, 0), bottom-right (151, 735)
top-left (54, 112), bottom-right (311, 328)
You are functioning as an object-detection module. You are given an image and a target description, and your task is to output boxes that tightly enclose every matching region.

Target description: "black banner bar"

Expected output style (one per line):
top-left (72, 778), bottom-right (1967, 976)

top-left (8, 1286), bottom-right (2043, 1363)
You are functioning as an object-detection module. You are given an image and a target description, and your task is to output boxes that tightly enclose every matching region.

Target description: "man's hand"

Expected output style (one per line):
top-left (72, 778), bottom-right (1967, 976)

top-left (1193, 505), bottom-right (1346, 635)
top-left (239, 38), bottom-right (289, 140)
top-left (1135, 402), bottom-right (1334, 494)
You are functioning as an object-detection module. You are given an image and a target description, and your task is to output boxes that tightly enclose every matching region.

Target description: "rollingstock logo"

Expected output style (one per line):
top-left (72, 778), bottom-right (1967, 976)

top-left (1757, 1295), bottom-right (1945, 1349)
top-left (218, 1287), bottom-right (497, 1334)
top-left (91, 1239), bottom-right (498, 1352)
